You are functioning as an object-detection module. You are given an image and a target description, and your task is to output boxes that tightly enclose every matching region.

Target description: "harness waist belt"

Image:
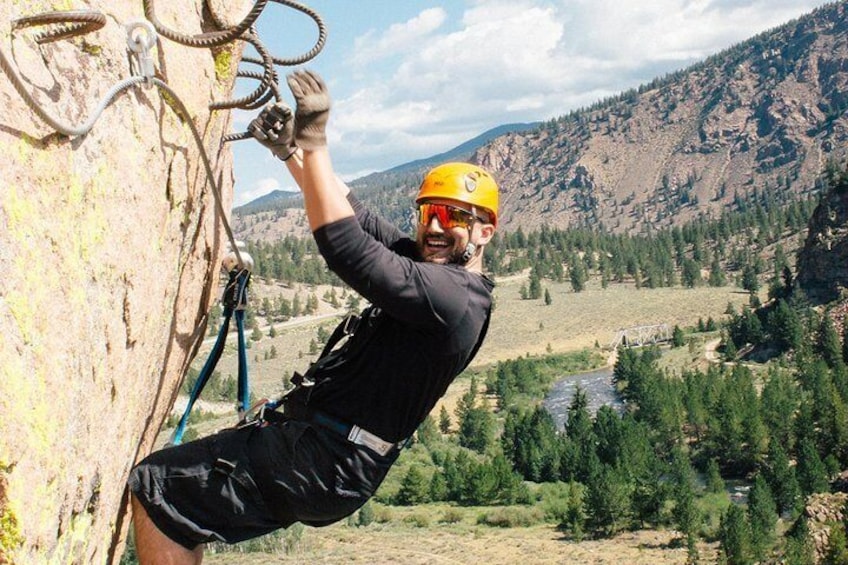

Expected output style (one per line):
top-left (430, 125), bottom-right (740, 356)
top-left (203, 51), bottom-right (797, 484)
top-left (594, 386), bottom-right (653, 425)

top-left (277, 401), bottom-right (404, 457)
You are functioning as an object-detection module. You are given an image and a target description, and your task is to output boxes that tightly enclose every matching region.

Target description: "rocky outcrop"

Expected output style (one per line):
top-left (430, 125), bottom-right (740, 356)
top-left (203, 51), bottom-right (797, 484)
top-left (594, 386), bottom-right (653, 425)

top-left (796, 170), bottom-right (848, 304)
top-left (0, 1), bottom-right (250, 562)
top-left (805, 492), bottom-right (848, 562)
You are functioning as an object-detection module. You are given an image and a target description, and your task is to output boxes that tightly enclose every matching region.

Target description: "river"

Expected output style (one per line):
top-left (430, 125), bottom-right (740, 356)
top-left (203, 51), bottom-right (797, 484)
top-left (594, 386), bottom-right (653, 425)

top-left (542, 367), bottom-right (624, 431)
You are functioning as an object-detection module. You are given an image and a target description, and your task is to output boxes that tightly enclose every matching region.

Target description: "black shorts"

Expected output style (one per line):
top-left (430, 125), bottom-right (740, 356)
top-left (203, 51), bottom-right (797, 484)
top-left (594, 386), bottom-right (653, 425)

top-left (128, 420), bottom-right (398, 549)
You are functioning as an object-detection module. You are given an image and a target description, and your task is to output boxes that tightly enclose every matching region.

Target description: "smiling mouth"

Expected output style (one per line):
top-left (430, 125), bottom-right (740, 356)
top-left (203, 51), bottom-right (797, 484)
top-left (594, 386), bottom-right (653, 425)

top-left (425, 237), bottom-right (450, 250)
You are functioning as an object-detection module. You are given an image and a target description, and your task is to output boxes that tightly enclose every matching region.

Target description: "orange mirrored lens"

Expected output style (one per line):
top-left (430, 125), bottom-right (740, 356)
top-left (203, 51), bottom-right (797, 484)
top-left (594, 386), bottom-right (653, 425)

top-left (418, 203), bottom-right (475, 229)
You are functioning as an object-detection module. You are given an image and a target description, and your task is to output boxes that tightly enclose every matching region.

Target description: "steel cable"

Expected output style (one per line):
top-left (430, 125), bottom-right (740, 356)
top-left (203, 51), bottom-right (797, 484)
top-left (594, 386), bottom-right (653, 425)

top-left (151, 77), bottom-right (245, 268)
top-left (0, 12), bottom-right (246, 267)
top-left (142, 0), bottom-right (270, 49)
top-left (142, 0), bottom-right (326, 141)
top-left (11, 10), bottom-right (107, 44)
top-left (1, 0), bottom-right (329, 259)
top-left (0, 46), bottom-right (148, 137)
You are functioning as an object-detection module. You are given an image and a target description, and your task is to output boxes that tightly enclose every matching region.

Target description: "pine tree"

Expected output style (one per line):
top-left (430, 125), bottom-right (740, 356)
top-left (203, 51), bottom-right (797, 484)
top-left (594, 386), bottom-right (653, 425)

top-left (719, 503), bottom-right (753, 565)
top-left (672, 325), bottom-right (685, 348)
top-left (741, 263), bottom-right (759, 294)
top-left (396, 465), bottom-right (430, 505)
top-left (438, 405), bottom-right (451, 434)
top-left (706, 458), bottom-right (724, 494)
top-left (670, 449), bottom-right (700, 559)
top-left (416, 415), bottom-right (439, 447)
top-left (250, 325), bottom-right (263, 342)
top-left (529, 270), bottom-right (543, 299)
top-left (796, 437), bottom-right (830, 496)
top-left (429, 470), bottom-right (448, 502)
top-left (723, 334), bottom-right (738, 361)
top-left (681, 258), bottom-right (701, 288)
top-left (764, 440), bottom-right (801, 516)
top-left (456, 378), bottom-right (495, 453)
top-left (708, 257), bottom-right (726, 287)
top-left (818, 315), bottom-right (845, 371)
top-left (569, 253), bottom-right (588, 293)
top-left (784, 516), bottom-right (816, 565)
top-left (356, 502), bottom-right (374, 527)
top-left (767, 299), bottom-right (803, 352)
top-left (563, 481), bottom-right (587, 541)
top-left (747, 474), bottom-right (778, 561)
top-left (823, 512), bottom-right (848, 565)
top-left (585, 464), bottom-right (631, 537)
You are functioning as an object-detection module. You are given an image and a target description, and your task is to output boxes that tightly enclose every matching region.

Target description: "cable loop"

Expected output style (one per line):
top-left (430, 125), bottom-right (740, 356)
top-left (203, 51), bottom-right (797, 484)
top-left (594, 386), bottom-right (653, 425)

top-left (11, 10), bottom-right (107, 44)
top-left (1, 1), bottom-right (328, 265)
top-left (209, 31), bottom-right (279, 111)
top-left (142, 0), bottom-right (327, 141)
top-left (142, 0), bottom-right (270, 49)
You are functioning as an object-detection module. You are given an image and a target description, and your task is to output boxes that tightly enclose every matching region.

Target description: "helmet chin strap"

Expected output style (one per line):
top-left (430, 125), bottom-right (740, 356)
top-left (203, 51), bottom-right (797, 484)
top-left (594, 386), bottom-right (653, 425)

top-left (459, 224), bottom-right (477, 264)
top-left (460, 242), bottom-right (476, 264)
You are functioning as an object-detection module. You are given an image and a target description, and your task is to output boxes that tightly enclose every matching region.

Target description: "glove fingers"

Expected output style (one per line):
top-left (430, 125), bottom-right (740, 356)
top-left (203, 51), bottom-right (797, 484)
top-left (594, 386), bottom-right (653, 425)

top-left (248, 123), bottom-right (268, 142)
top-left (286, 73), bottom-right (306, 100)
top-left (300, 69), bottom-right (325, 94)
top-left (268, 103), bottom-right (292, 120)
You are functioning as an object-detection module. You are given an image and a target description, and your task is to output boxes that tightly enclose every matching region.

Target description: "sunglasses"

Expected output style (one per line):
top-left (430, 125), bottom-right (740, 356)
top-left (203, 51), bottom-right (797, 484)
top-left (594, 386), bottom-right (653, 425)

top-left (417, 203), bottom-right (479, 229)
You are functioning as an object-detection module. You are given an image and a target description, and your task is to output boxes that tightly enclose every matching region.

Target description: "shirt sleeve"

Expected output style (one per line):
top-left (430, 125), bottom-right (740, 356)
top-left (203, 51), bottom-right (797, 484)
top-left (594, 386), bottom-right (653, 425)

top-left (313, 215), bottom-right (469, 330)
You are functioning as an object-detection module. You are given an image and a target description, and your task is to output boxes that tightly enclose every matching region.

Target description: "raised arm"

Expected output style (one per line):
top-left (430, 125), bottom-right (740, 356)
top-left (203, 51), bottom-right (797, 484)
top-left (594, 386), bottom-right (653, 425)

top-left (248, 70), bottom-right (352, 232)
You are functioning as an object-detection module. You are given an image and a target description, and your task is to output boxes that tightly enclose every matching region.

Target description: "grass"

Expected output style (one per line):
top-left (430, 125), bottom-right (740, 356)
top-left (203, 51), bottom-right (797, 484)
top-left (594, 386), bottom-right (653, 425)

top-left (202, 519), bottom-right (717, 564)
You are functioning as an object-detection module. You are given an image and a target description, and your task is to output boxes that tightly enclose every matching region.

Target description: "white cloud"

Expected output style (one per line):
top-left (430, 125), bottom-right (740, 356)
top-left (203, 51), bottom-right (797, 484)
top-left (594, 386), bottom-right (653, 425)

top-left (351, 8), bottom-right (447, 67)
top-left (336, 1), bottom-right (566, 144)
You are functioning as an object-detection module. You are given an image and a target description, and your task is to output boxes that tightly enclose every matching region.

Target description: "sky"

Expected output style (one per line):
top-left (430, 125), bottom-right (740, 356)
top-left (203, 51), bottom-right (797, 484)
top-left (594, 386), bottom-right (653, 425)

top-left (228, 0), bottom-right (831, 207)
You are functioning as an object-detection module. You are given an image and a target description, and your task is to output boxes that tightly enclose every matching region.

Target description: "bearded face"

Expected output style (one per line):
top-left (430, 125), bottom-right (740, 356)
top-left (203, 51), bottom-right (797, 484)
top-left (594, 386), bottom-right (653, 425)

top-left (415, 200), bottom-right (478, 265)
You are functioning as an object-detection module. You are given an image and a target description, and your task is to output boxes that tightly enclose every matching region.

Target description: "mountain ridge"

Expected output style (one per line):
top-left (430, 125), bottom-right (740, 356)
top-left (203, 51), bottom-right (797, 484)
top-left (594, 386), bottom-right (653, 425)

top-left (235, 1), bottom-right (848, 239)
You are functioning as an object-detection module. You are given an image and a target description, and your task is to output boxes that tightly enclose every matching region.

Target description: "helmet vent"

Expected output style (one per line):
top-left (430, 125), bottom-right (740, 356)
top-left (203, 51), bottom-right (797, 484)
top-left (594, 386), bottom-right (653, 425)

top-left (464, 173), bottom-right (479, 193)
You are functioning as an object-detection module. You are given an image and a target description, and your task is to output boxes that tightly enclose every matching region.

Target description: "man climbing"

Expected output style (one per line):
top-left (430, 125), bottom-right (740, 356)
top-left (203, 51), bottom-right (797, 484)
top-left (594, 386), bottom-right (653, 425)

top-left (128, 69), bottom-right (498, 563)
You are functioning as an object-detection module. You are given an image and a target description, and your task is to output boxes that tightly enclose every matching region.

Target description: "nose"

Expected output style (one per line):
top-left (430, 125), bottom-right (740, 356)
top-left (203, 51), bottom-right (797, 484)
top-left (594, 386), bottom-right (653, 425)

top-left (426, 214), bottom-right (444, 232)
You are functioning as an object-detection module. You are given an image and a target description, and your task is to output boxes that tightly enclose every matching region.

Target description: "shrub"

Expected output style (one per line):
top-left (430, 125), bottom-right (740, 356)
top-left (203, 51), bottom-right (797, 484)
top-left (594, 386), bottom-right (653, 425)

top-left (476, 506), bottom-right (545, 528)
top-left (403, 513), bottom-right (432, 528)
top-left (439, 508), bottom-right (464, 524)
top-left (372, 505), bottom-right (394, 524)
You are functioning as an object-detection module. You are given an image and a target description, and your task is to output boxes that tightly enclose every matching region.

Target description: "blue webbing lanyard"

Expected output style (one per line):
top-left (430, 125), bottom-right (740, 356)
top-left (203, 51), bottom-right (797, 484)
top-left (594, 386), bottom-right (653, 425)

top-left (168, 268), bottom-right (251, 446)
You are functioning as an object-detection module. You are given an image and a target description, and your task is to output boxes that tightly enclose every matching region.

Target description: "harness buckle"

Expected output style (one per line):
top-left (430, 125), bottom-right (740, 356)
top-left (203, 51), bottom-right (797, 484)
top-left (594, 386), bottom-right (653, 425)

top-left (237, 397), bottom-right (269, 429)
top-left (340, 313), bottom-right (360, 336)
top-left (347, 425), bottom-right (395, 457)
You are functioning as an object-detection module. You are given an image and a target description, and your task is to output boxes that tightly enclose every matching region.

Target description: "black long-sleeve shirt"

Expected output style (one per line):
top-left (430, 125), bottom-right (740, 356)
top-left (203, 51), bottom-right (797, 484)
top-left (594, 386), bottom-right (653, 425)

top-left (307, 194), bottom-right (494, 442)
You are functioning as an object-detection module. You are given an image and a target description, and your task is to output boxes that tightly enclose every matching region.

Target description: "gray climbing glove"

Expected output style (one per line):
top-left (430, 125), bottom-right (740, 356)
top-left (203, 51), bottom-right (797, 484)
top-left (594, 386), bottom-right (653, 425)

top-left (286, 69), bottom-right (330, 150)
top-left (248, 103), bottom-right (297, 161)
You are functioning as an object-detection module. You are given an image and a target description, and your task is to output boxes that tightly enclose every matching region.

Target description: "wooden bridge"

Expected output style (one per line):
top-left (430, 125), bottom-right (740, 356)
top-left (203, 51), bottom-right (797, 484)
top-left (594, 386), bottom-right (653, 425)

top-left (609, 324), bottom-right (672, 349)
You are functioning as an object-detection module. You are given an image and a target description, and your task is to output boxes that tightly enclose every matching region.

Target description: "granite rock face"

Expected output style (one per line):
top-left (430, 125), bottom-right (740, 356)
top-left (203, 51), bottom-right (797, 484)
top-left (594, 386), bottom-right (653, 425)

top-left (796, 171), bottom-right (848, 304)
top-left (0, 1), bottom-right (250, 562)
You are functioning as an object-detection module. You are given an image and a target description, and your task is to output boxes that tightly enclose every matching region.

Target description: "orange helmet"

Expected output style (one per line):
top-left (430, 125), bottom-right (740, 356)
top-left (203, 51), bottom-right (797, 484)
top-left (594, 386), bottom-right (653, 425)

top-left (416, 162), bottom-right (499, 227)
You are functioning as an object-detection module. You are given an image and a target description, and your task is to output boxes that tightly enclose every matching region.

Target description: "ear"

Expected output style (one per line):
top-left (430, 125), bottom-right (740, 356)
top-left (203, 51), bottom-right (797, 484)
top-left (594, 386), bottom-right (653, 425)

top-left (475, 222), bottom-right (495, 246)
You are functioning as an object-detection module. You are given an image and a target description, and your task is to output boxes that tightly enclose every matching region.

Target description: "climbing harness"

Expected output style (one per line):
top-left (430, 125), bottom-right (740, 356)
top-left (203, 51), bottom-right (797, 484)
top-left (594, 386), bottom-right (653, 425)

top-left (168, 242), bottom-right (255, 446)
